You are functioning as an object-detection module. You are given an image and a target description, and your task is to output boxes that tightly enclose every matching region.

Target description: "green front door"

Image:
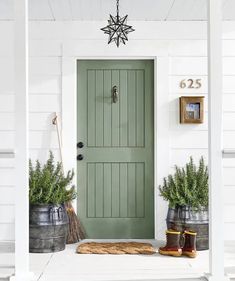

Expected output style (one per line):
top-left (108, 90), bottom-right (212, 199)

top-left (77, 60), bottom-right (154, 238)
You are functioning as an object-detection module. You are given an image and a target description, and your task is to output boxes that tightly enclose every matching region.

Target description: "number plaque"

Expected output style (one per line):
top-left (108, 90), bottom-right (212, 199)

top-left (179, 79), bottom-right (202, 89)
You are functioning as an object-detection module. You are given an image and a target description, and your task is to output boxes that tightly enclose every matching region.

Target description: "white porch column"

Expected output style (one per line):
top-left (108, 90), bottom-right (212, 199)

top-left (207, 0), bottom-right (229, 281)
top-left (12, 0), bottom-right (33, 280)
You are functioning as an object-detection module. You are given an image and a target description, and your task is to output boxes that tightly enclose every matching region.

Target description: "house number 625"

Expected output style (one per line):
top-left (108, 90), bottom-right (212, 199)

top-left (179, 79), bottom-right (202, 89)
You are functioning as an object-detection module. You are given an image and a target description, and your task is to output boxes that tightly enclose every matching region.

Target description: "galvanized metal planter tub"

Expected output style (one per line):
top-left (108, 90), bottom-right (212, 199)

top-left (166, 206), bottom-right (209, 251)
top-left (29, 204), bottom-right (68, 253)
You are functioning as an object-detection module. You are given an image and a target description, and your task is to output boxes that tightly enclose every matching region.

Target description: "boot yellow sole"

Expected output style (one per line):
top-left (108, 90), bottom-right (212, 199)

top-left (182, 251), bottom-right (197, 258)
top-left (158, 249), bottom-right (182, 257)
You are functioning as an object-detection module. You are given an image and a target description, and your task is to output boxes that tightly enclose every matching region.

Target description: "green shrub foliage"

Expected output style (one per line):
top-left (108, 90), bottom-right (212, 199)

top-left (159, 156), bottom-right (208, 209)
top-left (29, 151), bottom-right (77, 205)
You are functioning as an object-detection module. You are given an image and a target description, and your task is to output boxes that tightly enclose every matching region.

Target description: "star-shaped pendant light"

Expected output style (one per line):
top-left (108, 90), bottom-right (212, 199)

top-left (101, 0), bottom-right (134, 47)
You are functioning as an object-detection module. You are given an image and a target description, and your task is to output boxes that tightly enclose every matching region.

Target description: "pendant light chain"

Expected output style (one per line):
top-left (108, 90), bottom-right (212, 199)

top-left (116, 0), bottom-right (119, 17)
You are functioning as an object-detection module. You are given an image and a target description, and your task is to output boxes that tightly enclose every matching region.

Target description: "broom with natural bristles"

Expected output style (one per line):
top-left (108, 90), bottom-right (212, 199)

top-left (52, 112), bottom-right (85, 243)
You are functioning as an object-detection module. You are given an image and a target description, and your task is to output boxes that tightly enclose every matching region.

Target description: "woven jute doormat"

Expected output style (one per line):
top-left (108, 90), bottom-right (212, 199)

top-left (76, 242), bottom-right (155, 255)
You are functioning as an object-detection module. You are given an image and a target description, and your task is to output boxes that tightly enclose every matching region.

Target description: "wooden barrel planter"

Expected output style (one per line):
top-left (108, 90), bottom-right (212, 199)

top-left (166, 206), bottom-right (208, 250)
top-left (29, 204), bottom-right (68, 253)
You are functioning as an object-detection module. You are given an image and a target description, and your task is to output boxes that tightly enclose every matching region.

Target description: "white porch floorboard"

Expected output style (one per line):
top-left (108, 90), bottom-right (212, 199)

top-left (1, 239), bottom-right (235, 281)
top-left (27, 239), bottom-right (235, 281)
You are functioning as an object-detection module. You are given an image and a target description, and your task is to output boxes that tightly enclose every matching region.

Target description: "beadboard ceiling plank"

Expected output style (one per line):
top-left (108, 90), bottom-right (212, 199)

top-left (167, 0), bottom-right (207, 21)
top-left (70, 0), bottom-right (174, 21)
top-left (0, 0), bottom-right (13, 20)
top-left (223, 0), bottom-right (235, 20)
top-left (49, 0), bottom-right (72, 20)
top-left (29, 0), bottom-right (54, 20)
top-left (0, 0), bottom-right (234, 21)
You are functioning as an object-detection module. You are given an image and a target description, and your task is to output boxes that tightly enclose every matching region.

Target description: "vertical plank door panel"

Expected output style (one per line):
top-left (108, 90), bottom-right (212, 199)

top-left (128, 70), bottom-right (137, 147)
top-left (87, 70), bottom-right (96, 147)
top-left (95, 70), bottom-right (104, 147)
top-left (120, 70), bottom-right (128, 147)
top-left (103, 71), bottom-right (112, 147)
top-left (111, 70), bottom-right (120, 147)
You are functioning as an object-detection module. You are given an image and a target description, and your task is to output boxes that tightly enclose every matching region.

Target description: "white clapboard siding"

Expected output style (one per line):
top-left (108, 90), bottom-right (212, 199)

top-left (0, 95), bottom-right (14, 112)
top-left (224, 112), bottom-right (235, 130)
top-left (28, 21), bottom-right (208, 40)
top-left (223, 158), bottom-right (235, 168)
top-left (29, 95), bottom-right (61, 112)
top-left (29, 75), bottom-right (61, 94)
top-left (0, 206), bottom-right (14, 223)
top-left (29, 131), bottom-right (59, 149)
top-left (223, 76), bottom-right (235, 93)
top-left (224, 205), bottom-right (235, 223)
top-left (0, 78), bottom-right (14, 93)
top-left (29, 57), bottom-right (61, 75)
top-left (170, 131), bottom-right (208, 149)
top-left (171, 56), bottom-right (235, 75)
top-left (29, 149), bottom-right (61, 163)
top-left (169, 40), bottom-right (207, 57)
top-left (171, 131), bottom-right (235, 149)
top-left (169, 39), bottom-right (235, 57)
top-left (29, 113), bottom-right (59, 131)
top-left (223, 168), bottom-right (235, 186)
top-left (170, 57), bottom-right (208, 75)
top-left (171, 150), bottom-right (235, 168)
top-left (0, 39), bottom-right (61, 58)
top-left (224, 223), bottom-right (235, 240)
top-left (0, 58), bottom-right (14, 77)
top-left (223, 40), bottom-right (235, 56)
top-left (224, 187), bottom-right (235, 204)
top-left (0, 113), bottom-right (14, 130)
top-left (223, 94), bottom-right (235, 112)
top-left (0, 169), bottom-right (15, 186)
top-left (0, 132), bottom-right (14, 149)
top-left (0, 39), bottom-right (13, 57)
top-left (0, 224), bottom-right (14, 241)
top-left (223, 58), bottom-right (235, 75)
top-left (62, 40), bottom-right (171, 57)
top-left (170, 149), bottom-right (208, 167)
top-left (223, 132), bottom-right (235, 148)
top-left (0, 187), bottom-right (15, 205)
top-left (0, 159), bottom-right (15, 168)
top-left (29, 40), bottom-right (62, 57)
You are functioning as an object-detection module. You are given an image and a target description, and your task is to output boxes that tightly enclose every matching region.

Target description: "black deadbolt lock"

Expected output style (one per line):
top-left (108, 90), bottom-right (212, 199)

top-left (77, 154), bottom-right (84, 161)
top-left (77, 142), bottom-right (84, 148)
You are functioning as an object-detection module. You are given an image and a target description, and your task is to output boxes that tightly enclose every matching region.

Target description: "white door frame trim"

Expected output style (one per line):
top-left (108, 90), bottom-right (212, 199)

top-left (61, 47), bottom-right (170, 242)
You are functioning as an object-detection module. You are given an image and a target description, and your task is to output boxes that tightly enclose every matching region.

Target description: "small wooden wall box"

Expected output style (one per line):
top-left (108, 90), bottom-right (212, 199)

top-left (180, 96), bottom-right (204, 124)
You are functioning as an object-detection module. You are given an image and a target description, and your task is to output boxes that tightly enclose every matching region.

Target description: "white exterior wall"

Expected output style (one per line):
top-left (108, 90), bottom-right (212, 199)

top-left (0, 21), bottom-right (235, 242)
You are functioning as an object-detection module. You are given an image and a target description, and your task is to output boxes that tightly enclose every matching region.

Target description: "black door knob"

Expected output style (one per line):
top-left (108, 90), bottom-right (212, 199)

top-left (77, 142), bottom-right (84, 148)
top-left (77, 154), bottom-right (84, 161)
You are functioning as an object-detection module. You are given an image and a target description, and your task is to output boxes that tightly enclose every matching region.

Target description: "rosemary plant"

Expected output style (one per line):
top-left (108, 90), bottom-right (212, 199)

top-left (29, 151), bottom-right (77, 205)
top-left (159, 156), bottom-right (208, 209)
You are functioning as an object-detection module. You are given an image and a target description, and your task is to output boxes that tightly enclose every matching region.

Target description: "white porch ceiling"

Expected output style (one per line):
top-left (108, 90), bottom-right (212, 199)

top-left (0, 0), bottom-right (234, 21)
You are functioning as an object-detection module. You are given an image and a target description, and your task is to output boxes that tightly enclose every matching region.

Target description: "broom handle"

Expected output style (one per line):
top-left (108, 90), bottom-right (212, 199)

top-left (52, 113), bottom-right (85, 242)
top-left (52, 112), bottom-right (64, 174)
